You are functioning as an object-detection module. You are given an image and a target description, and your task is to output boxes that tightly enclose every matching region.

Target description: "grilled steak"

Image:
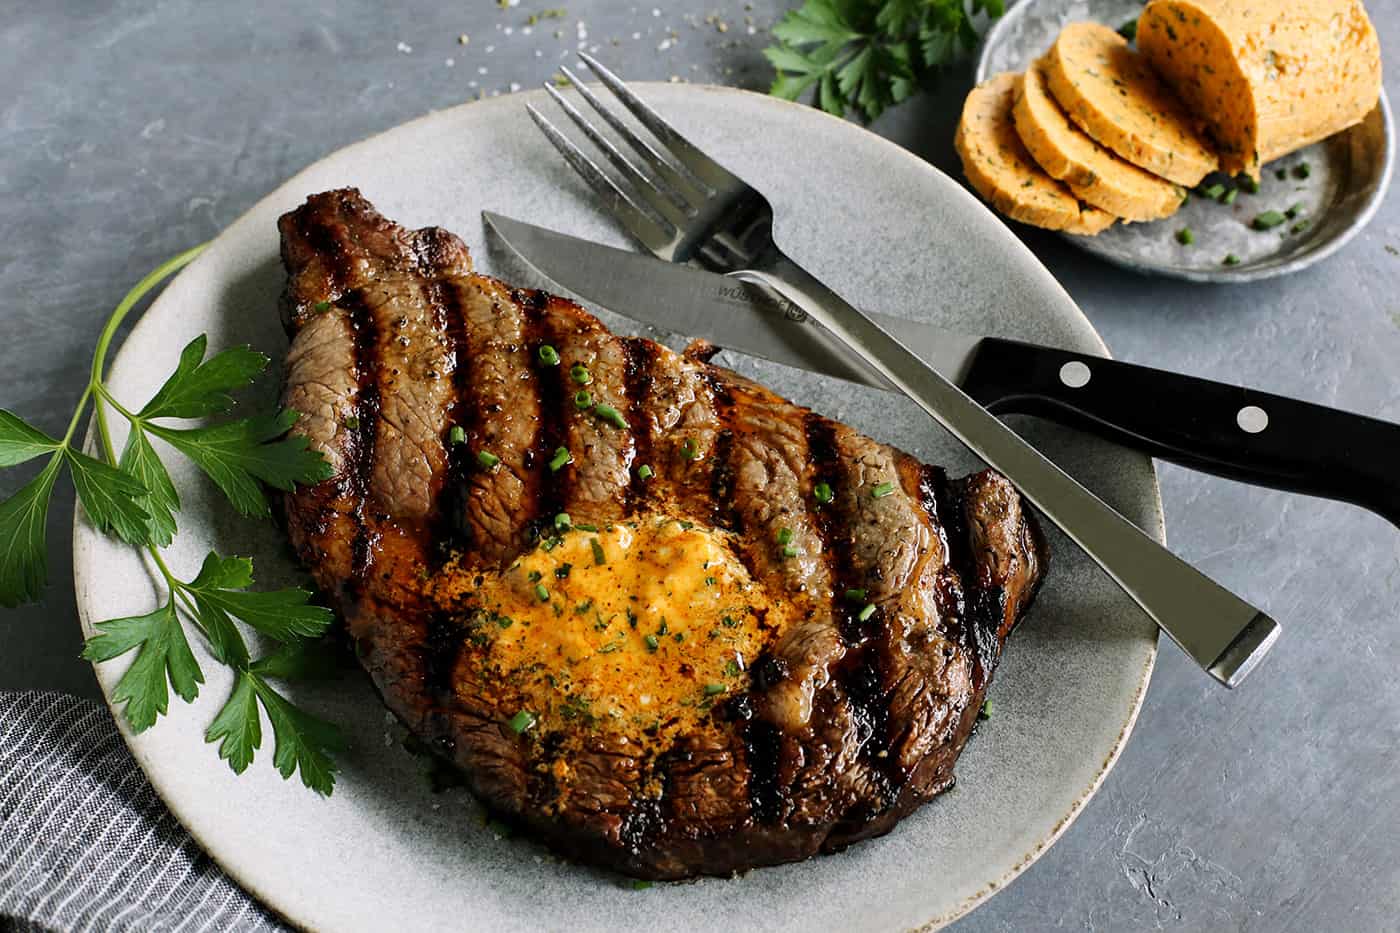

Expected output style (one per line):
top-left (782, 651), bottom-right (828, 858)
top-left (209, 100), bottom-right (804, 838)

top-left (278, 189), bottom-right (1047, 879)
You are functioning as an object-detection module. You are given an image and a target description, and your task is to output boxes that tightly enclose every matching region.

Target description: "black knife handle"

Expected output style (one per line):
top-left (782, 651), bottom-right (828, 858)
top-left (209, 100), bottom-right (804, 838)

top-left (961, 337), bottom-right (1400, 527)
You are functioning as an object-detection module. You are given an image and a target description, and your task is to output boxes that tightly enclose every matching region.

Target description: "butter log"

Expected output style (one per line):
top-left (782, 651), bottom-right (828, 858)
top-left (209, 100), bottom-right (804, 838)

top-left (1044, 22), bottom-right (1219, 187)
top-left (1138, 0), bottom-right (1381, 179)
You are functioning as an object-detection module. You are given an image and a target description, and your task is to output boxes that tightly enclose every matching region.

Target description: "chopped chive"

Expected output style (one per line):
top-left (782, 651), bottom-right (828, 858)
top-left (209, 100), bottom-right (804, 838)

top-left (313, 300), bottom-right (332, 313)
top-left (1175, 227), bottom-right (1194, 246)
top-left (857, 603), bottom-right (876, 622)
top-left (673, 632), bottom-right (684, 643)
top-left (343, 415), bottom-right (360, 429)
top-left (528, 569), bottom-right (542, 582)
top-left (724, 659), bottom-right (742, 677)
top-left (1293, 162), bottom-right (1311, 179)
top-left (1200, 183), bottom-right (1226, 200)
top-left (703, 683), bottom-right (725, 696)
top-left (1290, 219), bottom-right (1311, 234)
top-left (845, 588), bottom-right (867, 602)
top-left (507, 710), bottom-right (536, 734)
top-left (537, 344), bottom-right (560, 366)
top-left (630, 880), bottom-right (654, 891)
top-left (680, 438), bottom-right (699, 461)
top-left (548, 445), bottom-right (573, 472)
top-left (871, 481), bottom-right (895, 499)
top-left (593, 403), bottom-right (627, 429)
top-left (1237, 175), bottom-right (1260, 194)
top-left (1117, 18), bottom-right (1136, 40)
top-left (1252, 210), bottom-right (1287, 230)
top-left (554, 512), bottom-right (572, 530)
top-left (657, 619), bottom-right (669, 635)
top-left (449, 425), bottom-right (466, 445)
top-left (476, 450), bottom-right (500, 469)
top-left (570, 363), bottom-right (592, 385)
top-left (1284, 203), bottom-right (1302, 219)
top-left (1223, 253), bottom-right (1241, 266)
top-left (1221, 188), bottom-right (1238, 206)
top-left (590, 538), bottom-right (606, 565)
top-left (534, 583), bottom-right (550, 602)
top-left (782, 544), bottom-right (799, 558)
top-left (575, 523), bottom-right (598, 532)
top-left (497, 616), bottom-right (514, 629)
top-left (555, 563), bottom-right (572, 579)
top-left (574, 389), bottom-right (593, 410)
top-left (704, 576), bottom-right (716, 586)
top-left (814, 481), bottom-right (833, 504)
top-left (776, 527), bottom-right (793, 545)
top-left (644, 634), bottom-right (659, 651)
top-left (978, 699), bottom-right (993, 720)
top-left (1275, 168), bottom-right (1288, 180)
top-left (637, 464), bottom-right (654, 480)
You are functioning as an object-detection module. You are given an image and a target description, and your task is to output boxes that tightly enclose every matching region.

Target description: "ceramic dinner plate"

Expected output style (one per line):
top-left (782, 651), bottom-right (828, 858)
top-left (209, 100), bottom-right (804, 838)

top-left (73, 84), bottom-right (1161, 932)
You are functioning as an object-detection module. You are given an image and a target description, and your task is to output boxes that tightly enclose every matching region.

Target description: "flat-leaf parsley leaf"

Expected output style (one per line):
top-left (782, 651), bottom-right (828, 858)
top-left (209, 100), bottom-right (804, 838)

top-left (766, 0), bottom-right (1002, 122)
top-left (0, 245), bottom-right (343, 795)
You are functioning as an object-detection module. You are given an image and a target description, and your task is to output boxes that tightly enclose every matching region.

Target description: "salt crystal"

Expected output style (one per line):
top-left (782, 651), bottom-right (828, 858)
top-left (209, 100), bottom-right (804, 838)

top-left (396, 41), bottom-right (413, 53)
top-left (658, 38), bottom-right (672, 51)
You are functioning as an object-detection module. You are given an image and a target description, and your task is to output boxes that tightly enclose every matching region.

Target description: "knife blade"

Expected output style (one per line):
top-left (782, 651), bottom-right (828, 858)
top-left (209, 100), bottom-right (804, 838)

top-left (483, 211), bottom-right (1400, 527)
top-left (483, 210), bottom-right (982, 389)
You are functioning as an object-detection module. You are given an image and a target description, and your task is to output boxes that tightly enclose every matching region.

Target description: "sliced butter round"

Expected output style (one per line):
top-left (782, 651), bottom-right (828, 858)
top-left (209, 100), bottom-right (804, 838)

top-left (1014, 60), bottom-right (1186, 222)
top-left (1044, 22), bottom-right (1218, 187)
top-left (956, 72), bottom-right (1116, 236)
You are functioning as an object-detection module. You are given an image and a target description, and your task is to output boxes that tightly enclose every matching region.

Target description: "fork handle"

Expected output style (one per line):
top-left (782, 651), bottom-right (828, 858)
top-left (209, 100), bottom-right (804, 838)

top-left (962, 338), bottom-right (1400, 528)
top-left (738, 252), bottom-right (1279, 687)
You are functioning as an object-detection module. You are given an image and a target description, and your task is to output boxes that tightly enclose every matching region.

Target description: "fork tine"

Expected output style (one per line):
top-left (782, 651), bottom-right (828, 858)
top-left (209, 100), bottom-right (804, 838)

top-left (541, 80), bottom-right (693, 228)
top-left (526, 104), bottom-right (674, 255)
top-left (558, 65), bottom-right (710, 210)
top-left (576, 52), bottom-right (739, 189)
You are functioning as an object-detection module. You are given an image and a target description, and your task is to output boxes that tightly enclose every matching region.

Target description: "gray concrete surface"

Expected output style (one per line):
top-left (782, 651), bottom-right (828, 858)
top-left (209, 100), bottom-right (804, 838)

top-left (1, 1), bottom-right (1396, 930)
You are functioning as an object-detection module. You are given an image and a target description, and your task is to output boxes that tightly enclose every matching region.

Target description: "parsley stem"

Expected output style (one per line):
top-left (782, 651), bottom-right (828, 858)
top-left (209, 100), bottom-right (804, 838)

top-left (84, 242), bottom-right (207, 465)
top-left (88, 244), bottom-right (208, 394)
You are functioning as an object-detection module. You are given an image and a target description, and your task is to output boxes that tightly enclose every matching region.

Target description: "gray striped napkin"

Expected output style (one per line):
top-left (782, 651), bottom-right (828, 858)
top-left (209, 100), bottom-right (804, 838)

top-left (0, 692), bottom-right (284, 933)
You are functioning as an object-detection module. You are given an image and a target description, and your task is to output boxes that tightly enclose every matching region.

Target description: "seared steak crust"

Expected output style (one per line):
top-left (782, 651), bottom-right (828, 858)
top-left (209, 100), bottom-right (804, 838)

top-left (279, 189), bottom-right (1047, 879)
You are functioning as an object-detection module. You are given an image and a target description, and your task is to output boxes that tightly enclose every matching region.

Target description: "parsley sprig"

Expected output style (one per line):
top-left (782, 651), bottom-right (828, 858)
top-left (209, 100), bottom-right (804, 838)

top-left (1, 246), bottom-right (343, 795)
top-left (765, 0), bottom-right (1003, 122)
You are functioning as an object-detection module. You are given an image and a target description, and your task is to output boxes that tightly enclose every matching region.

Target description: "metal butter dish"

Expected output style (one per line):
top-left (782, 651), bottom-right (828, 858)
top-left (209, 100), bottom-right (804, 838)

top-left (976, 0), bottom-right (1393, 282)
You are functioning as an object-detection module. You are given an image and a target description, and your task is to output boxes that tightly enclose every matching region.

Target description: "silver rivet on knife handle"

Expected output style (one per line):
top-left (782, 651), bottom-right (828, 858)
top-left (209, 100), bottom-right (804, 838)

top-left (729, 261), bottom-right (1280, 688)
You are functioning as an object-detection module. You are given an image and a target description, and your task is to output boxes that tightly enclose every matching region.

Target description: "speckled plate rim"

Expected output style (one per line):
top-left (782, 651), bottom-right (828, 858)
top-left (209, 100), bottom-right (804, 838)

top-left (72, 84), bottom-right (1162, 932)
top-left (974, 0), bottom-right (1395, 284)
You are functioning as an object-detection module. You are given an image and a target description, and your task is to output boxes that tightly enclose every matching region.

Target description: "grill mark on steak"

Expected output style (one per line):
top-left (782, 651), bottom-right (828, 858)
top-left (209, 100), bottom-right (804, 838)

top-left (278, 190), bottom-right (1050, 881)
top-left (743, 717), bottom-right (784, 824)
top-left (294, 213), bottom-right (384, 583)
top-left (803, 414), bottom-right (861, 636)
top-left (422, 610), bottom-right (469, 698)
top-left (518, 288), bottom-right (567, 543)
top-left (620, 338), bottom-right (654, 508)
top-left (435, 276), bottom-right (475, 559)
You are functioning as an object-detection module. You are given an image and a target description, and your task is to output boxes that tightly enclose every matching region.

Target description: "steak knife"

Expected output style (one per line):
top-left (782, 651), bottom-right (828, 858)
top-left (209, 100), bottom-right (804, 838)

top-left (484, 212), bottom-right (1400, 528)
